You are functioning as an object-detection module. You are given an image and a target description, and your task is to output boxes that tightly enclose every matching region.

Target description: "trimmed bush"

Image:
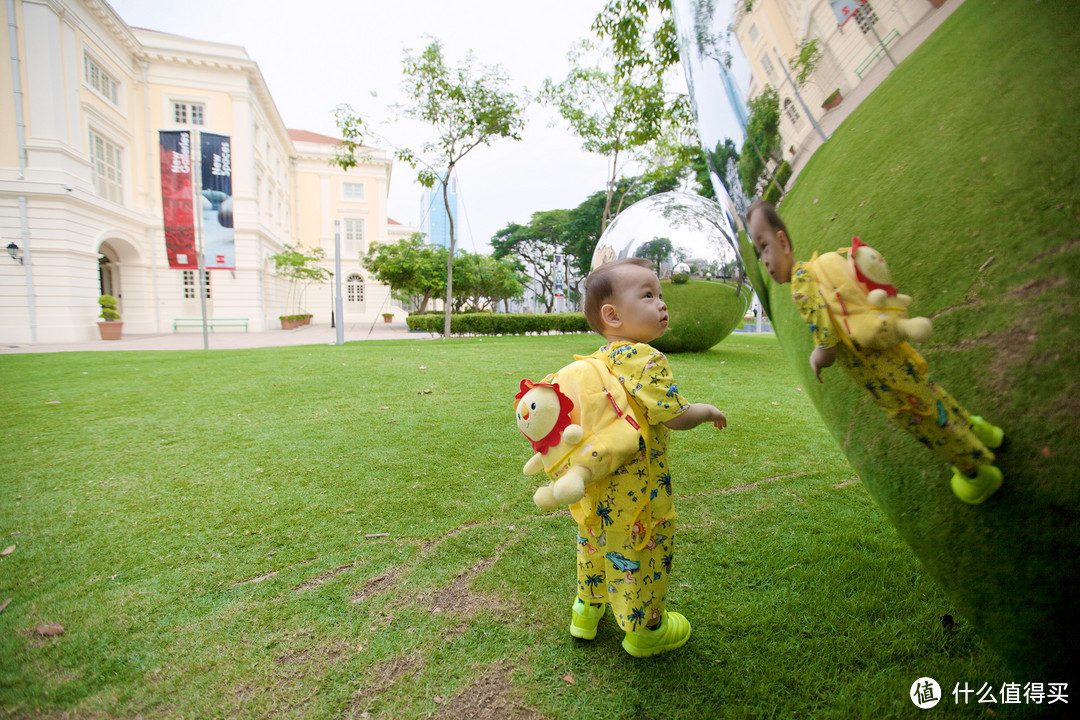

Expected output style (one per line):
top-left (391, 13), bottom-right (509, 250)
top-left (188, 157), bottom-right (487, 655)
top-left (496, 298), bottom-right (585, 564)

top-left (763, 181), bottom-right (782, 205)
top-left (406, 312), bottom-right (591, 336)
top-left (775, 160), bottom-right (793, 189)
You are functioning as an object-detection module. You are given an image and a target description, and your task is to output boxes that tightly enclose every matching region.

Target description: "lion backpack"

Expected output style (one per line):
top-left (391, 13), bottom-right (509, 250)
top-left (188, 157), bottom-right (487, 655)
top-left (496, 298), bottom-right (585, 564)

top-left (514, 351), bottom-right (648, 514)
top-left (806, 237), bottom-right (933, 356)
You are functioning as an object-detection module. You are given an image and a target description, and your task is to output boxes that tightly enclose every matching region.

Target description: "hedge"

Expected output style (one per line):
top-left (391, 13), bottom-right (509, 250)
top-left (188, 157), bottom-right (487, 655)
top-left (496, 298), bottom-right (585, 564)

top-left (406, 312), bottom-right (592, 336)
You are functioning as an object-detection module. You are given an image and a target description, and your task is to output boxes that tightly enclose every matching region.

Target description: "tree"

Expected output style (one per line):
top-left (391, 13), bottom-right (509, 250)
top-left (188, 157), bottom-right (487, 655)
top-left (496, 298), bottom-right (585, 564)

top-left (790, 38), bottom-right (823, 89)
top-left (739, 85), bottom-right (782, 197)
top-left (542, 38), bottom-right (690, 234)
top-left (635, 236), bottom-right (674, 274)
top-left (362, 234), bottom-right (447, 314)
top-left (490, 211), bottom-right (570, 313)
top-left (335, 38), bottom-right (526, 337)
top-left (451, 251), bottom-right (526, 312)
top-left (270, 244), bottom-right (330, 315)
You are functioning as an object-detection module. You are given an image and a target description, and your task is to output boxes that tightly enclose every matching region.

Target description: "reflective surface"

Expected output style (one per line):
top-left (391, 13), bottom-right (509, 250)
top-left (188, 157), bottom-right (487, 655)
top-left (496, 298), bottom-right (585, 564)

top-left (591, 192), bottom-right (752, 352)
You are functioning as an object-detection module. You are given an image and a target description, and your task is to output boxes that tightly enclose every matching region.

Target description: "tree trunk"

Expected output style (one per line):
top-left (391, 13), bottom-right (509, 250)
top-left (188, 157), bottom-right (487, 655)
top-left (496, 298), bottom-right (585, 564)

top-left (442, 172), bottom-right (456, 338)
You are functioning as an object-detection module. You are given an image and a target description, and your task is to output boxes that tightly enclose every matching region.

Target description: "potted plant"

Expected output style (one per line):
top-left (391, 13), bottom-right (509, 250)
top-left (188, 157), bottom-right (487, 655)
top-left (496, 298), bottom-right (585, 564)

top-left (382, 312), bottom-right (394, 323)
top-left (822, 89), bottom-right (843, 110)
top-left (97, 294), bottom-right (122, 340)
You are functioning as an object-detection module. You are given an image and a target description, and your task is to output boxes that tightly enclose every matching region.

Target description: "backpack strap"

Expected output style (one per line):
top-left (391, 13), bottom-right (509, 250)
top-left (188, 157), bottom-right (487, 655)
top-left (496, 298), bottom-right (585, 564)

top-left (580, 351), bottom-right (654, 552)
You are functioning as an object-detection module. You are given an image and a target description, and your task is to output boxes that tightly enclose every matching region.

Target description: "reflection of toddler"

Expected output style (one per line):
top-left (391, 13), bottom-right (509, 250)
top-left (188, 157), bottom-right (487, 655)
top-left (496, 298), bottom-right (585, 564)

top-left (568, 258), bottom-right (727, 657)
top-left (746, 201), bottom-right (1004, 504)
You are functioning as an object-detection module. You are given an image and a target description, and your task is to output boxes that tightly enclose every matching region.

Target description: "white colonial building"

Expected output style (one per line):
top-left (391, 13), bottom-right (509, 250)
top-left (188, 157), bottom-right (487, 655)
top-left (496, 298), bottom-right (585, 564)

top-left (0, 0), bottom-right (412, 344)
top-left (732, 0), bottom-right (945, 169)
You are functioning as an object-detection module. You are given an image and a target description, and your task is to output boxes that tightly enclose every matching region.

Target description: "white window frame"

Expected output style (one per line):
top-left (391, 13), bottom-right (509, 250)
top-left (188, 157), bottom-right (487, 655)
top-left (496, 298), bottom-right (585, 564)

top-left (760, 52), bottom-right (778, 83)
top-left (346, 273), bottom-right (365, 305)
top-left (169, 99), bottom-right (207, 127)
top-left (343, 217), bottom-right (365, 255)
top-left (84, 53), bottom-right (119, 105)
top-left (342, 182), bottom-right (365, 201)
top-left (784, 97), bottom-right (801, 125)
top-left (182, 269), bottom-right (211, 299)
top-left (89, 128), bottom-right (123, 204)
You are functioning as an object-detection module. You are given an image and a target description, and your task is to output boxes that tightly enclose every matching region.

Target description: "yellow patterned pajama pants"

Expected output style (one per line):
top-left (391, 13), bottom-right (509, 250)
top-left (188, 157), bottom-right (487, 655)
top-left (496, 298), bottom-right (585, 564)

top-left (841, 345), bottom-right (995, 472)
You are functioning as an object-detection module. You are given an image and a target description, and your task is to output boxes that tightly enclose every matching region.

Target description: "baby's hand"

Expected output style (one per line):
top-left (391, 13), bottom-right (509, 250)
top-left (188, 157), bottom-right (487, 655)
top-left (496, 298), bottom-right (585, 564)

top-left (706, 404), bottom-right (727, 430)
top-left (810, 346), bottom-right (837, 383)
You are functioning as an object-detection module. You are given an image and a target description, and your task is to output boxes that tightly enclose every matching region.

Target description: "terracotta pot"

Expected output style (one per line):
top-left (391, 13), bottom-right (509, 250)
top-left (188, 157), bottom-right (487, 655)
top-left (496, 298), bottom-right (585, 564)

top-left (929, 0), bottom-right (947, 8)
top-left (97, 320), bottom-right (123, 340)
top-left (382, 314), bottom-right (393, 323)
top-left (822, 91), bottom-right (843, 110)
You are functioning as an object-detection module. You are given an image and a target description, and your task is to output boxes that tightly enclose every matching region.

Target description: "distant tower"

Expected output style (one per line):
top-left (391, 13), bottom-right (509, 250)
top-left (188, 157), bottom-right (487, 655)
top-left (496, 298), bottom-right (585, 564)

top-left (419, 172), bottom-right (458, 249)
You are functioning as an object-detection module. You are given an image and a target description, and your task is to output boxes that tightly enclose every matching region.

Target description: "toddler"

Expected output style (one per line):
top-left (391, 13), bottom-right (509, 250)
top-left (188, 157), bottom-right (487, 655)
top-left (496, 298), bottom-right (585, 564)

top-left (746, 200), bottom-right (1003, 503)
top-left (570, 257), bottom-right (727, 657)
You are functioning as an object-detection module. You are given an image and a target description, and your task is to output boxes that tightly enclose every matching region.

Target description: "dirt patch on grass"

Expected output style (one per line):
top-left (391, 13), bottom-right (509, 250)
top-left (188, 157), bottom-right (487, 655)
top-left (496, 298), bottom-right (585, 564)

top-left (424, 534), bottom-right (521, 619)
top-left (351, 566), bottom-right (406, 605)
top-left (421, 521), bottom-right (483, 554)
top-left (343, 651), bottom-right (425, 719)
top-left (294, 563), bottom-right (354, 592)
top-left (1004, 275), bottom-right (1070, 301)
top-left (236, 570), bottom-right (278, 585)
top-left (432, 662), bottom-right (547, 720)
top-left (953, 325), bottom-right (1036, 389)
top-left (1022, 236), bottom-right (1080, 268)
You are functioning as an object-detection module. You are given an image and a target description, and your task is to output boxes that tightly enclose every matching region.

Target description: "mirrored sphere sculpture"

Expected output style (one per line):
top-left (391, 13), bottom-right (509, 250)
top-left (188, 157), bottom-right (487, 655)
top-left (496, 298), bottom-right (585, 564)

top-left (673, 0), bottom-right (1078, 686)
top-left (591, 191), bottom-right (752, 353)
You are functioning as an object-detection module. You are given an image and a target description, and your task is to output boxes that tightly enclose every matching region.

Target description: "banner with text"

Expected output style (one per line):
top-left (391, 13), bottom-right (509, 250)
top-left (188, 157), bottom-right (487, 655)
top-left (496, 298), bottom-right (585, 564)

top-left (829, 0), bottom-right (867, 26)
top-left (199, 132), bottom-right (235, 270)
top-left (158, 131), bottom-right (196, 269)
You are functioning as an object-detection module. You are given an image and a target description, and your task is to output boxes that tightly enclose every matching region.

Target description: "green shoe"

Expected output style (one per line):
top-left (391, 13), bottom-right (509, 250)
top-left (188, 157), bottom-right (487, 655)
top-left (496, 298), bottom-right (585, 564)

top-left (970, 416), bottom-right (1004, 449)
top-left (570, 599), bottom-right (605, 640)
top-left (621, 611), bottom-right (691, 658)
top-left (950, 464), bottom-right (1003, 504)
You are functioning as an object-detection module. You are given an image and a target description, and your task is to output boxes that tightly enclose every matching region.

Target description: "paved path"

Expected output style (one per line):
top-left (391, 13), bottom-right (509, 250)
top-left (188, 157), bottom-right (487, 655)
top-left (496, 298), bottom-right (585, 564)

top-left (0, 321), bottom-right (436, 354)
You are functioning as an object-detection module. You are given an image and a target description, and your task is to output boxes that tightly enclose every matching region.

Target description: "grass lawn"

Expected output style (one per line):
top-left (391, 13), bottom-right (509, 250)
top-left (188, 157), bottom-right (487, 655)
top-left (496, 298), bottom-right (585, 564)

top-left (0, 334), bottom-right (1035, 719)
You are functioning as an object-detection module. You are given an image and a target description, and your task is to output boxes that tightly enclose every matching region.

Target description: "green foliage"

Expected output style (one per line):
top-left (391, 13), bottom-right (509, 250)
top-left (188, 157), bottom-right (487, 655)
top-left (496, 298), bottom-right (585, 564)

top-left (97, 294), bottom-right (120, 321)
top-left (789, 38), bottom-right (822, 89)
top-left (774, 159), bottom-right (792, 189)
top-left (450, 251), bottom-right (527, 311)
top-left (270, 243), bottom-right (330, 314)
top-left (634, 236), bottom-right (673, 274)
top-left (405, 312), bottom-right (590, 336)
top-left (739, 85), bottom-right (782, 197)
top-left (541, 38), bottom-right (689, 231)
top-left (363, 233), bottom-right (447, 314)
top-left (762, 181), bottom-right (782, 205)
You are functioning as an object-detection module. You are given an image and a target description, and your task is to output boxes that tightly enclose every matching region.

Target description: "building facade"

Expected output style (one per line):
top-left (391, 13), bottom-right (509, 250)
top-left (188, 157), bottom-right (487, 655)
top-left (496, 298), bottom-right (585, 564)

top-left (0, 0), bottom-right (409, 344)
top-left (732, 0), bottom-right (938, 172)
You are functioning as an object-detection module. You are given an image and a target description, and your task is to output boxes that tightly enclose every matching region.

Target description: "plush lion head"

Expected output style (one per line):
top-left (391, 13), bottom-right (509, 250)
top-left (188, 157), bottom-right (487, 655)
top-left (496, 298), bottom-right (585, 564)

top-left (850, 236), bottom-right (898, 297)
top-left (515, 379), bottom-right (574, 454)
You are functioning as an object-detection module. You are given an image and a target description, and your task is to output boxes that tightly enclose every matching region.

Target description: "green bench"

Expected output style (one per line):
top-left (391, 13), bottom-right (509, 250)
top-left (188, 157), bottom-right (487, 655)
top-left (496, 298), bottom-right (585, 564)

top-left (173, 318), bottom-right (248, 333)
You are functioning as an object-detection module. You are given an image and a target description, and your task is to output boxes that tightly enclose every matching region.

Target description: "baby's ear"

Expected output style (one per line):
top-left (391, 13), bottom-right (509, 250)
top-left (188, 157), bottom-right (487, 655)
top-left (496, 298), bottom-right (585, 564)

top-left (600, 303), bottom-right (621, 329)
top-left (777, 230), bottom-right (793, 254)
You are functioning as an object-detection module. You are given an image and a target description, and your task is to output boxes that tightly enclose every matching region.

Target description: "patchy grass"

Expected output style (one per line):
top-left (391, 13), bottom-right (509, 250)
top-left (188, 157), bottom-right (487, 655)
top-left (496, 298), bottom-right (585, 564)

top-left (0, 334), bottom-right (1034, 718)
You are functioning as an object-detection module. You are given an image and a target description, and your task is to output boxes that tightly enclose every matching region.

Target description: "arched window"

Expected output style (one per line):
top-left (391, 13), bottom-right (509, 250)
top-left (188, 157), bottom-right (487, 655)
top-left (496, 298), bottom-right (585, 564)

top-left (346, 273), bottom-right (365, 309)
top-left (784, 98), bottom-right (801, 125)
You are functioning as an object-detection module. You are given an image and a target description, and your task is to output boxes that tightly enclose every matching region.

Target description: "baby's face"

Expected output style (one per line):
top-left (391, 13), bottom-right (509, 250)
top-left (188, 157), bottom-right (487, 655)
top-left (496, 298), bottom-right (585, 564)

top-left (749, 211), bottom-right (794, 284)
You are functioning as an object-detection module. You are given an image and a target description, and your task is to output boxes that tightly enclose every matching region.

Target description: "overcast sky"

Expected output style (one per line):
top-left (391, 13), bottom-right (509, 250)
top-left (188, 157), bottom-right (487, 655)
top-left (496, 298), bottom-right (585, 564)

top-left (107, 0), bottom-right (746, 254)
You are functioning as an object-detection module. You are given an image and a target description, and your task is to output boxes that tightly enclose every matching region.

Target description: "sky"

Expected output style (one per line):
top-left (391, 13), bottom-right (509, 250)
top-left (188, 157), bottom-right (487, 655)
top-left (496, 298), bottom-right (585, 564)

top-left (107, 0), bottom-right (747, 255)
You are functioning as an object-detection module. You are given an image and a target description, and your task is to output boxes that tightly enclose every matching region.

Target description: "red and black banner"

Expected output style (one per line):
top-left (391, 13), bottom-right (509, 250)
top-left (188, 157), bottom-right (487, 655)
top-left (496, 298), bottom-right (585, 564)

top-left (158, 131), bottom-right (196, 269)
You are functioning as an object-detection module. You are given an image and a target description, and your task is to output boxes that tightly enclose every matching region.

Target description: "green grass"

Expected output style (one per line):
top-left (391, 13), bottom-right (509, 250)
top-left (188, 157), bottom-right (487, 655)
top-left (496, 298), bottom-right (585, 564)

top-left (0, 335), bottom-right (1038, 718)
